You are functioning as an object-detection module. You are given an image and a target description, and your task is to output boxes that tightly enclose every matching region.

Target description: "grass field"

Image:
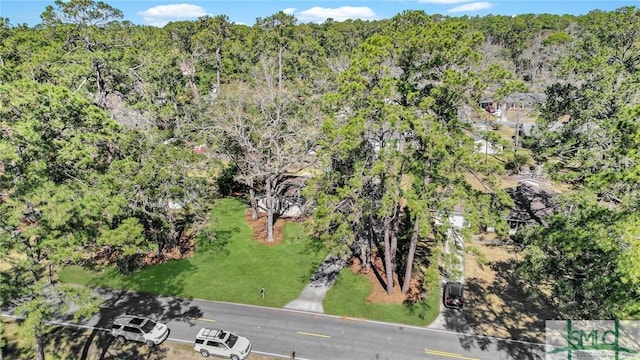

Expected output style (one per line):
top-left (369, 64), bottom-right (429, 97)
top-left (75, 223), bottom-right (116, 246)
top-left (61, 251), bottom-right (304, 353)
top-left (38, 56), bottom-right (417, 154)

top-left (58, 198), bottom-right (438, 326)
top-left (59, 198), bottom-right (327, 308)
top-left (324, 268), bottom-right (440, 326)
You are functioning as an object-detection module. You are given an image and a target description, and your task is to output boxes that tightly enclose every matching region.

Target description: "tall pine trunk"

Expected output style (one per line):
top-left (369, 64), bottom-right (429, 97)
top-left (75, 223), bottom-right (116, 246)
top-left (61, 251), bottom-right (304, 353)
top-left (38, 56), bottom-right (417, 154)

top-left (360, 231), bottom-right (371, 272)
top-left (402, 215), bottom-right (420, 293)
top-left (35, 331), bottom-right (45, 360)
top-left (278, 46), bottom-right (283, 93)
top-left (390, 205), bottom-right (399, 267)
top-left (383, 215), bottom-right (394, 295)
top-left (93, 58), bottom-right (107, 109)
top-left (215, 46), bottom-right (221, 92)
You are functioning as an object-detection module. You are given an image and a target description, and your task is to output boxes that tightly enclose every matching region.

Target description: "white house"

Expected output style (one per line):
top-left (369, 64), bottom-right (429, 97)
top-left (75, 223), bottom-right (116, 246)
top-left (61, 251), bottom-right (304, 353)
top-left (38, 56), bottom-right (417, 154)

top-left (472, 134), bottom-right (503, 155)
top-left (434, 204), bottom-right (466, 230)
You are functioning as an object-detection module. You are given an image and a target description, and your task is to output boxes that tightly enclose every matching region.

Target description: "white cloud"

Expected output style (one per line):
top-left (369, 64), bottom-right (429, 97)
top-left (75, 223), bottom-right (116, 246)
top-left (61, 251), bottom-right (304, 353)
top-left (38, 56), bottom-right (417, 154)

top-left (418, 0), bottom-right (473, 3)
top-left (296, 6), bottom-right (377, 23)
top-left (283, 8), bottom-right (296, 15)
top-left (448, 2), bottom-right (493, 12)
top-left (138, 4), bottom-right (208, 27)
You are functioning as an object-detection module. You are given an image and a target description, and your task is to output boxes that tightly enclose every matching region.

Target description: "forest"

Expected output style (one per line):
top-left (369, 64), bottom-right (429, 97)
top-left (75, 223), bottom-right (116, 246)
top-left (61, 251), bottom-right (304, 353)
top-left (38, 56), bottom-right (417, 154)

top-left (1, 0), bottom-right (639, 358)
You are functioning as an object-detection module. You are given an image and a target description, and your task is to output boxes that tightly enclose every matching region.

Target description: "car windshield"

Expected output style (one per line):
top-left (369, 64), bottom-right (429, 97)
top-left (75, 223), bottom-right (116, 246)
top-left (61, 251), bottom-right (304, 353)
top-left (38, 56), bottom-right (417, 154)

top-left (141, 320), bottom-right (156, 333)
top-left (225, 333), bottom-right (238, 348)
top-left (447, 287), bottom-right (462, 300)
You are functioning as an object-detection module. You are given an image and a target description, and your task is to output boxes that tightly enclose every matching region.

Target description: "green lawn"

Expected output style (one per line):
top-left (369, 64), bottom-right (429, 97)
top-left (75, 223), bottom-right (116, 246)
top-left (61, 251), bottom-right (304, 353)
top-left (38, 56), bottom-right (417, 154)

top-left (59, 197), bottom-right (439, 325)
top-left (323, 268), bottom-right (440, 326)
top-left (59, 198), bottom-right (327, 307)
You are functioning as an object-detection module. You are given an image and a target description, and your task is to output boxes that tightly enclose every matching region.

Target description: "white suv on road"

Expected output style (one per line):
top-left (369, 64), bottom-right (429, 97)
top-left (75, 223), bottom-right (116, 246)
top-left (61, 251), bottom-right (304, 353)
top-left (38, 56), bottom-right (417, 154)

top-left (111, 314), bottom-right (170, 346)
top-left (193, 327), bottom-right (252, 359)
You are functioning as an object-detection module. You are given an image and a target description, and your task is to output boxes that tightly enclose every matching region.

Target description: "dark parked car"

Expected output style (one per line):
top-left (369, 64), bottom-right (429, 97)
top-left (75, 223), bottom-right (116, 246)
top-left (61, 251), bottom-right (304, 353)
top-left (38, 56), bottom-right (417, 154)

top-left (443, 282), bottom-right (464, 310)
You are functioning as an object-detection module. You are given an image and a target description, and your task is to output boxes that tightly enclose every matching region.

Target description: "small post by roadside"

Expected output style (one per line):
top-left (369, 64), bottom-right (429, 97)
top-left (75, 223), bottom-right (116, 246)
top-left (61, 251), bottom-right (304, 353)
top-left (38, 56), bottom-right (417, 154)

top-left (260, 287), bottom-right (265, 299)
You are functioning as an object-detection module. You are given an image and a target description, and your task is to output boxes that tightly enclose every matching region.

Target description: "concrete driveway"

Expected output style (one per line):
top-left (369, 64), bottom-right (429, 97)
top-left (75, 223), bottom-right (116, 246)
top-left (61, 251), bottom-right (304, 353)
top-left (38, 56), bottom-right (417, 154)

top-left (284, 254), bottom-right (345, 313)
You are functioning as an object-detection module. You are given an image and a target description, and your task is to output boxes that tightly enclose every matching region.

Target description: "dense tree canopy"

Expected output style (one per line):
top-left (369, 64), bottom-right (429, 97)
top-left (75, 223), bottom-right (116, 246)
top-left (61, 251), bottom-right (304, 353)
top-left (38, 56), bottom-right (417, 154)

top-left (0, 81), bottom-right (139, 360)
top-left (205, 62), bottom-right (323, 242)
top-left (1, 3), bottom-right (639, 356)
top-left (308, 14), bottom-right (513, 295)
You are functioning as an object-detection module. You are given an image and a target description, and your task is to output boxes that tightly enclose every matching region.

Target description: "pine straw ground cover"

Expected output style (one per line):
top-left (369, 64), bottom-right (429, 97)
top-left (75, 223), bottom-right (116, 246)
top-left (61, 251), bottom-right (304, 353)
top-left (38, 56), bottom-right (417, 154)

top-left (464, 234), bottom-right (558, 343)
top-left (246, 209), bottom-right (425, 306)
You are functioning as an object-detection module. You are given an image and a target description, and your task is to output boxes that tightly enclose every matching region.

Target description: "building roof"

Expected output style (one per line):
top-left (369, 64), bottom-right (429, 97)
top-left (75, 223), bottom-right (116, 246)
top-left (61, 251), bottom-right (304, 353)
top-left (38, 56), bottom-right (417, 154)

top-left (504, 92), bottom-right (546, 106)
top-left (506, 181), bottom-right (558, 226)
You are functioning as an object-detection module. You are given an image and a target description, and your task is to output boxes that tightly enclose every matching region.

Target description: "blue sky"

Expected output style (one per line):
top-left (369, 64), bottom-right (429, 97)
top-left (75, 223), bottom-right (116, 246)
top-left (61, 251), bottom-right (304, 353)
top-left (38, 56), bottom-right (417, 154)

top-left (2, 0), bottom-right (638, 27)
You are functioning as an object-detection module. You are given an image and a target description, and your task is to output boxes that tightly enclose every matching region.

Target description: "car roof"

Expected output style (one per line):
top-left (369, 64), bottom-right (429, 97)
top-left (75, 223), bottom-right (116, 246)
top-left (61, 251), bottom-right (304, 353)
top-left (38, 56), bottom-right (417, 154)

top-left (113, 314), bottom-right (149, 326)
top-left (197, 328), bottom-right (227, 341)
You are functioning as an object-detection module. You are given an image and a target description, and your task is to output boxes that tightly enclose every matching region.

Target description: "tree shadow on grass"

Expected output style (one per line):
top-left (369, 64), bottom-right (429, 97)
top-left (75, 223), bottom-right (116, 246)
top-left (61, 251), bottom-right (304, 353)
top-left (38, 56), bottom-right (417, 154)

top-left (301, 234), bottom-right (326, 258)
top-left (297, 234), bottom-right (330, 285)
top-left (2, 275), bottom-right (202, 359)
top-left (441, 255), bottom-right (558, 360)
top-left (196, 227), bottom-right (235, 256)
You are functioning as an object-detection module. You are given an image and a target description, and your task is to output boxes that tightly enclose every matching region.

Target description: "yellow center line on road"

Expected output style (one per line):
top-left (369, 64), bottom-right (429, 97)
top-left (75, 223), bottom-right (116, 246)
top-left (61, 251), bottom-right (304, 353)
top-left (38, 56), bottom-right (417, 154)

top-left (297, 331), bottom-right (331, 339)
top-left (425, 348), bottom-right (479, 360)
top-left (339, 316), bottom-right (367, 322)
top-left (190, 317), bottom-right (217, 323)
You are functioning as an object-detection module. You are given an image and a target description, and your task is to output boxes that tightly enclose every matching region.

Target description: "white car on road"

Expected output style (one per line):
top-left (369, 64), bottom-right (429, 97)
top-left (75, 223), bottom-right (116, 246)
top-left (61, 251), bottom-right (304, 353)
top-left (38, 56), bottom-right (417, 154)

top-left (111, 314), bottom-right (170, 346)
top-left (193, 327), bottom-right (252, 359)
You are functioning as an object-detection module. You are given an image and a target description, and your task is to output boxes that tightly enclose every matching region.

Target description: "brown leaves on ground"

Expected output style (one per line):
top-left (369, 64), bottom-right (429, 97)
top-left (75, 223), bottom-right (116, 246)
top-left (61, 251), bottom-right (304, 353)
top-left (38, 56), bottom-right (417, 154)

top-left (92, 233), bottom-right (195, 267)
top-left (245, 209), bottom-right (286, 245)
top-left (142, 237), bottom-right (195, 265)
top-left (246, 209), bottom-right (424, 305)
top-left (349, 254), bottom-right (424, 305)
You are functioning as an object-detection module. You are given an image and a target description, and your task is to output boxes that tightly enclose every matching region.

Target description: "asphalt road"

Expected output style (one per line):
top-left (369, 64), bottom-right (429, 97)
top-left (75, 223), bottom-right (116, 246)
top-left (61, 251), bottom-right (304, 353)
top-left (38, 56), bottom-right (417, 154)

top-left (22, 288), bottom-right (548, 360)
